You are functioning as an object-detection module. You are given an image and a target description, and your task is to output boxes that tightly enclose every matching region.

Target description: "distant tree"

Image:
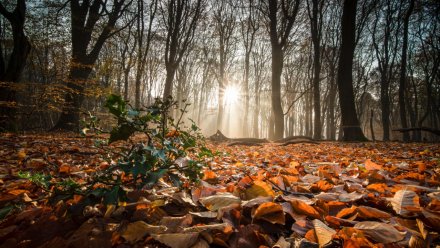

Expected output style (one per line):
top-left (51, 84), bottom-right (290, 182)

top-left (336, 0), bottom-right (367, 141)
top-left (212, 0), bottom-right (236, 130)
top-left (398, 0), bottom-right (415, 141)
top-left (371, 1), bottom-right (402, 141)
top-left (161, 0), bottom-right (205, 99)
top-left (0, 0), bottom-right (31, 131)
top-left (134, 0), bottom-right (157, 108)
top-left (261, 0), bottom-right (301, 140)
top-left (306, 0), bottom-right (325, 140)
top-left (53, 0), bottom-right (132, 131)
top-left (239, 0), bottom-right (259, 137)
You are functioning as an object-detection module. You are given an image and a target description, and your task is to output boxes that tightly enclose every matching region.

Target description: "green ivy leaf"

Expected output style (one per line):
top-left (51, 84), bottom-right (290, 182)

top-left (104, 186), bottom-right (120, 205)
top-left (105, 94), bottom-right (126, 117)
top-left (0, 205), bottom-right (14, 220)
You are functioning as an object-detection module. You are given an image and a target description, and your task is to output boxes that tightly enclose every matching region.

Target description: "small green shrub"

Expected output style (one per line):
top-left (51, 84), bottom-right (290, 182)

top-left (20, 95), bottom-right (212, 207)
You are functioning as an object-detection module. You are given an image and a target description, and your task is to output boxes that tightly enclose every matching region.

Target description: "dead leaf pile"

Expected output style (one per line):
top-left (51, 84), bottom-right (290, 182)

top-left (0, 133), bottom-right (439, 247)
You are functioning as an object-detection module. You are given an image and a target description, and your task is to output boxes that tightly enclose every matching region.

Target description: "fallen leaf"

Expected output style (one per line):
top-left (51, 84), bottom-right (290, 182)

top-left (199, 193), bottom-right (241, 211)
top-left (151, 232), bottom-right (199, 248)
top-left (252, 202), bottom-right (285, 225)
top-left (273, 236), bottom-right (290, 248)
top-left (290, 199), bottom-right (320, 219)
top-left (121, 221), bottom-right (167, 244)
top-left (387, 189), bottom-right (420, 217)
top-left (356, 206), bottom-right (391, 219)
top-left (244, 180), bottom-right (275, 200)
top-left (365, 159), bottom-right (382, 171)
top-left (354, 221), bottom-right (406, 243)
top-left (313, 219), bottom-right (336, 246)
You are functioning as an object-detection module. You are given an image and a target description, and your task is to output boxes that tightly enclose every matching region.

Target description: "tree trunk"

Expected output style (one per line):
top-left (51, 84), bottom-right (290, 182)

top-left (54, 65), bottom-right (92, 130)
top-left (0, 0), bottom-right (31, 131)
top-left (327, 66), bottom-right (337, 140)
top-left (398, 0), bottom-right (415, 142)
top-left (380, 80), bottom-right (391, 140)
top-left (163, 65), bottom-right (176, 99)
top-left (271, 45), bottom-right (284, 139)
top-left (336, 0), bottom-right (367, 141)
top-left (370, 109), bottom-right (375, 141)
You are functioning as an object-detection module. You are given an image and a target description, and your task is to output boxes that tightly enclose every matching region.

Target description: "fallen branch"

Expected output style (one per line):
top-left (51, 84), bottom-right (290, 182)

top-left (227, 141), bottom-right (263, 146)
top-left (279, 139), bottom-right (319, 146)
top-left (392, 127), bottom-right (440, 136)
top-left (274, 135), bottom-right (315, 143)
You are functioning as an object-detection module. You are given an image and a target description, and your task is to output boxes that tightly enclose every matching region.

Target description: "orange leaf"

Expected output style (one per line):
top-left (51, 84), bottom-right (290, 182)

top-left (202, 170), bottom-right (217, 183)
top-left (356, 206), bottom-right (391, 219)
top-left (7, 189), bottom-right (28, 195)
top-left (252, 202), bottom-right (285, 225)
top-left (305, 229), bottom-right (318, 243)
top-left (290, 199), bottom-right (321, 219)
top-left (366, 183), bottom-right (389, 193)
top-left (244, 180), bottom-right (275, 200)
top-left (336, 206), bottom-right (357, 219)
top-left (59, 164), bottom-right (71, 174)
top-left (365, 159), bottom-right (382, 171)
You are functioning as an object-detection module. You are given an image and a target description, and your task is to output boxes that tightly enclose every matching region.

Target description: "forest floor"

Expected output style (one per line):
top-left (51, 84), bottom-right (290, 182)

top-left (0, 132), bottom-right (439, 248)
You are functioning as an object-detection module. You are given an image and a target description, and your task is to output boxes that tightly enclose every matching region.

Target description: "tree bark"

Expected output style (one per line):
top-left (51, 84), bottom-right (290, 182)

top-left (265, 0), bottom-right (300, 140)
top-left (271, 45), bottom-right (284, 140)
top-left (336, 0), bottom-right (367, 141)
top-left (0, 0), bottom-right (31, 131)
top-left (54, 0), bottom-right (127, 131)
top-left (307, 0), bottom-right (323, 140)
top-left (398, 0), bottom-right (415, 141)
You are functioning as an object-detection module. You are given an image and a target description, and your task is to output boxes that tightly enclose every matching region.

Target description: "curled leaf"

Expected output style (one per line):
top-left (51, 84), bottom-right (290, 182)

top-left (252, 202), bottom-right (285, 225)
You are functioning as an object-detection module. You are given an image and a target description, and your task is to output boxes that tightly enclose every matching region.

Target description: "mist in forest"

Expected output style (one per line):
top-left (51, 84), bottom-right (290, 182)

top-left (0, 0), bottom-right (439, 142)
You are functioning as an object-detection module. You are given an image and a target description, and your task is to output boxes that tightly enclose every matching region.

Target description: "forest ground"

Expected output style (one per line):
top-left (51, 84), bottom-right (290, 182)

top-left (0, 132), bottom-right (439, 247)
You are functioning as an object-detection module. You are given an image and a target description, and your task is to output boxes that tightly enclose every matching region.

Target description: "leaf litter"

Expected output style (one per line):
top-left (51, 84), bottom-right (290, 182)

top-left (0, 133), bottom-right (439, 247)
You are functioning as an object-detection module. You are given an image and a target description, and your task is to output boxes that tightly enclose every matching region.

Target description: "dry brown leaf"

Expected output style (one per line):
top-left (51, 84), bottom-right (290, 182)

top-left (336, 206), bottom-right (357, 219)
top-left (354, 221), bottom-right (406, 243)
top-left (183, 223), bottom-right (229, 233)
top-left (273, 236), bottom-right (290, 248)
top-left (356, 206), bottom-right (391, 219)
top-left (338, 192), bottom-right (365, 203)
top-left (252, 202), bottom-right (285, 225)
top-left (199, 193), bottom-right (241, 211)
top-left (421, 208), bottom-right (440, 231)
top-left (151, 232), bottom-right (199, 248)
top-left (121, 221), bottom-right (167, 244)
top-left (160, 215), bottom-right (193, 232)
top-left (313, 219), bottom-right (336, 246)
top-left (387, 189), bottom-right (420, 217)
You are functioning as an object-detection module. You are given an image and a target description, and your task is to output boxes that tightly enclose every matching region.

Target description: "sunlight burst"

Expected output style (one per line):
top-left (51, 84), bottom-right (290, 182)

top-left (223, 85), bottom-right (240, 105)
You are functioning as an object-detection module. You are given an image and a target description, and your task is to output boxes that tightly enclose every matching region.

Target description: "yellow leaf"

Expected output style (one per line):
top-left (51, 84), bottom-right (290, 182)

top-left (104, 204), bottom-right (116, 218)
top-left (199, 193), bottom-right (241, 211)
top-left (244, 180), bottom-right (275, 200)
